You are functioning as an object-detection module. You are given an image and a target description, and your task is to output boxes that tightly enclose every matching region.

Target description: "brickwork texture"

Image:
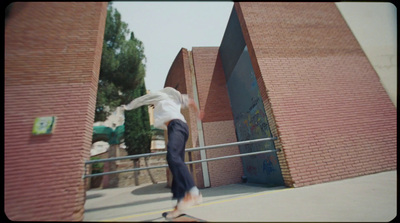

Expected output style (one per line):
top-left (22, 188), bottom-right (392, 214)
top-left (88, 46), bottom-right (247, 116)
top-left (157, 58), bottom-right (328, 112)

top-left (235, 2), bottom-right (397, 187)
top-left (191, 47), bottom-right (244, 187)
top-left (5, 2), bottom-right (107, 220)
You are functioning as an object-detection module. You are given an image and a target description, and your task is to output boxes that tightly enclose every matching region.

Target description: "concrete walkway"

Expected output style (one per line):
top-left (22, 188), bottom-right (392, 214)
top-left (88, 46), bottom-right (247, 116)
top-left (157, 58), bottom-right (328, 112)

top-left (84, 170), bottom-right (396, 222)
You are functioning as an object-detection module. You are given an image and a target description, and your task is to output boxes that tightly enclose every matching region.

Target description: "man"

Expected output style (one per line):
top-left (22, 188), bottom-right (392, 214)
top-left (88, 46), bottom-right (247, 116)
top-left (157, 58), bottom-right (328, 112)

top-left (121, 87), bottom-right (204, 218)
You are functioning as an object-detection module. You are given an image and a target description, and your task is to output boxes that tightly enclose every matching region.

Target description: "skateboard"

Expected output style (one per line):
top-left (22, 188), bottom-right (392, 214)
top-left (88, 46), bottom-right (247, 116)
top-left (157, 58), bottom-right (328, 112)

top-left (162, 211), bottom-right (205, 222)
top-left (162, 211), bottom-right (183, 219)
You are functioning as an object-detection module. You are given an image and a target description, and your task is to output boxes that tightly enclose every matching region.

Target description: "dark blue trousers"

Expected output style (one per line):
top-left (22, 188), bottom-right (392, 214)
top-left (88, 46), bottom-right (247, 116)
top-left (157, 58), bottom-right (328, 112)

top-left (167, 119), bottom-right (195, 200)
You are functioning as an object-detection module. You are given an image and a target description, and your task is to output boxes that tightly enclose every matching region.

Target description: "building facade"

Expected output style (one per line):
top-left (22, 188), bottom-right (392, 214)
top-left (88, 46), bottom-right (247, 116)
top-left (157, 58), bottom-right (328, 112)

top-left (165, 2), bottom-right (397, 188)
top-left (5, 2), bottom-right (107, 221)
top-left (4, 2), bottom-right (396, 221)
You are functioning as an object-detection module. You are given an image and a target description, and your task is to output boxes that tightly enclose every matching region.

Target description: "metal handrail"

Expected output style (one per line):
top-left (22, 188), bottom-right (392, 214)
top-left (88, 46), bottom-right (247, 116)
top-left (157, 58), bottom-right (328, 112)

top-left (83, 137), bottom-right (278, 179)
top-left (85, 137), bottom-right (277, 164)
top-left (84, 149), bottom-right (276, 178)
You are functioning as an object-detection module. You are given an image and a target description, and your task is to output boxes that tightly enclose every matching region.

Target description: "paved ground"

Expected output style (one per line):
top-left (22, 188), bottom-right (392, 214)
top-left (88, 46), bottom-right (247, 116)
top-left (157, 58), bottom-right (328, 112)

top-left (84, 170), bottom-right (396, 222)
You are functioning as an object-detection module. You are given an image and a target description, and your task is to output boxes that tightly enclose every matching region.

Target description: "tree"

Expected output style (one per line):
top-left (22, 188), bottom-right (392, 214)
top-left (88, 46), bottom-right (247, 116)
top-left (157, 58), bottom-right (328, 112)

top-left (124, 81), bottom-right (153, 185)
top-left (95, 3), bottom-right (153, 185)
top-left (95, 3), bottom-right (146, 122)
top-left (124, 82), bottom-right (152, 155)
top-left (115, 32), bottom-right (146, 93)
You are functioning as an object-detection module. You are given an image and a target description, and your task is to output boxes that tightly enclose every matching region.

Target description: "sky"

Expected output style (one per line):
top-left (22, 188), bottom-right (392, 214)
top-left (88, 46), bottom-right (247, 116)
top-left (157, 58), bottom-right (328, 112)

top-left (111, 2), bottom-right (396, 105)
top-left (112, 1), bottom-right (234, 92)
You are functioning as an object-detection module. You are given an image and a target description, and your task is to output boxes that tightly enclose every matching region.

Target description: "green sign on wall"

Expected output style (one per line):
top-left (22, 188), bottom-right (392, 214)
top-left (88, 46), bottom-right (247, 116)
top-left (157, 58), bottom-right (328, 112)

top-left (32, 116), bottom-right (56, 135)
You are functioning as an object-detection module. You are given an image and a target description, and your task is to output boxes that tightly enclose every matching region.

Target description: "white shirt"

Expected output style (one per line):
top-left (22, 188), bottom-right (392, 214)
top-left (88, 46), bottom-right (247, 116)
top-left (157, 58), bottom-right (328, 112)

top-left (123, 87), bottom-right (189, 130)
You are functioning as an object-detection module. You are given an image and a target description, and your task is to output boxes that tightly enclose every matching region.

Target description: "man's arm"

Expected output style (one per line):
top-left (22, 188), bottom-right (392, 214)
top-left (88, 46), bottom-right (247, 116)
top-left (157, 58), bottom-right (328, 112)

top-left (122, 92), bottom-right (165, 111)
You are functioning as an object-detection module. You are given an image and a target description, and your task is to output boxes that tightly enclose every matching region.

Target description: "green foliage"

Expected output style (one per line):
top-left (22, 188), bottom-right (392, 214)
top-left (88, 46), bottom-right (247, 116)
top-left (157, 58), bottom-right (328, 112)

top-left (124, 82), bottom-right (152, 156)
top-left (95, 3), bottom-right (146, 121)
top-left (95, 3), bottom-right (152, 156)
top-left (95, 81), bottom-right (122, 122)
top-left (90, 157), bottom-right (104, 174)
top-left (103, 3), bottom-right (128, 51)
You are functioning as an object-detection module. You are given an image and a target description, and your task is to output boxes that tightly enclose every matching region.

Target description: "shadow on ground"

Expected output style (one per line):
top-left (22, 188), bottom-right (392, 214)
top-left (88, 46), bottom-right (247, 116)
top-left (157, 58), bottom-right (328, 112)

top-left (85, 195), bottom-right (172, 213)
top-left (131, 182), bottom-right (171, 195)
top-left (85, 182), bottom-right (286, 214)
top-left (86, 193), bottom-right (104, 200)
top-left (131, 182), bottom-right (286, 197)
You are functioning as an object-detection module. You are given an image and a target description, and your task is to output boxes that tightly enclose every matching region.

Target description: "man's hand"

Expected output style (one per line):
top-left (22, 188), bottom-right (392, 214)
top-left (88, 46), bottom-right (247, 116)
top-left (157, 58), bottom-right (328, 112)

top-left (188, 98), bottom-right (205, 120)
top-left (198, 110), bottom-right (205, 120)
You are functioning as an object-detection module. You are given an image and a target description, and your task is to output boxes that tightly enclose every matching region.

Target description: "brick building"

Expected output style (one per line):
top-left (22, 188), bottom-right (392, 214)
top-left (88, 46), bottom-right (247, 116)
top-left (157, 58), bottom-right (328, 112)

top-left (165, 2), bottom-right (396, 188)
top-left (4, 2), bottom-right (396, 221)
top-left (5, 2), bottom-right (107, 221)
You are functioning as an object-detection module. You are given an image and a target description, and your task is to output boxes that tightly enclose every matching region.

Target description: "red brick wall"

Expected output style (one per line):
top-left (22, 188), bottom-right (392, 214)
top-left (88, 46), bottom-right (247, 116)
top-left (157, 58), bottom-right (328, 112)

top-left (192, 47), bottom-right (243, 187)
top-left (235, 2), bottom-right (397, 187)
top-left (4, 2), bottom-right (107, 220)
top-left (165, 49), bottom-right (189, 94)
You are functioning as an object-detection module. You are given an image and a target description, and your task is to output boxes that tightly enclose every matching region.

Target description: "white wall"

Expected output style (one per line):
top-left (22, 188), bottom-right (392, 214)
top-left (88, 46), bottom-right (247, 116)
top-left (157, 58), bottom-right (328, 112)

top-left (336, 2), bottom-right (397, 107)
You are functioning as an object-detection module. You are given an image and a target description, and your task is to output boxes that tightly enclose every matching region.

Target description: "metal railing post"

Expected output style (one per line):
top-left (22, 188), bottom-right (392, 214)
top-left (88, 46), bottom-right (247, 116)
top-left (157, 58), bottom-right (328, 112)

top-left (83, 137), bottom-right (278, 179)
